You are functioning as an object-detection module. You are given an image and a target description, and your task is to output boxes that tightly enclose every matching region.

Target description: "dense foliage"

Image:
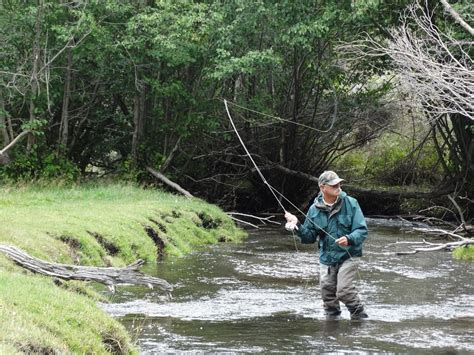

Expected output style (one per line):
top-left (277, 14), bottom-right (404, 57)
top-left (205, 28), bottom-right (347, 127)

top-left (0, 0), bottom-right (471, 213)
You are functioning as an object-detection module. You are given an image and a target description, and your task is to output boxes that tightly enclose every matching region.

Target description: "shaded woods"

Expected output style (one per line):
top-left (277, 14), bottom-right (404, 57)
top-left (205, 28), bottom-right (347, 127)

top-left (0, 1), bottom-right (472, 219)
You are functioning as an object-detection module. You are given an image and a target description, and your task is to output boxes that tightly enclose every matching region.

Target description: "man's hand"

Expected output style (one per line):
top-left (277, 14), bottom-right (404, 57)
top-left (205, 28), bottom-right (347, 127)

top-left (284, 212), bottom-right (299, 232)
top-left (284, 212), bottom-right (298, 224)
top-left (336, 236), bottom-right (349, 246)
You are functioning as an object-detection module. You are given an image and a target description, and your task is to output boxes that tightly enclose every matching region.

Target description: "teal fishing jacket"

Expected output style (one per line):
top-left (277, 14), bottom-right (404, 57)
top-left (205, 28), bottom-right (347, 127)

top-left (296, 191), bottom-right (368, 266)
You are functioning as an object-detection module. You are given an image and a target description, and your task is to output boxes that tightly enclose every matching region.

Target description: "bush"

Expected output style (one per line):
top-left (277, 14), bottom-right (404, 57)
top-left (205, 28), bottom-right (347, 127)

top-left (375, 138), bottom-right (440, 185)
top-left (0, 147), bottom-right (79, 182)
top-left (334, 132), bottom-right (443, 187)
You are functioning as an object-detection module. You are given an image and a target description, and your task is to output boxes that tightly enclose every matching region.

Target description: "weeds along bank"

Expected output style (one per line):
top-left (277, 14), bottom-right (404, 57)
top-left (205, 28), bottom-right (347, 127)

top-left (0, 184), bottom-right (246, 353)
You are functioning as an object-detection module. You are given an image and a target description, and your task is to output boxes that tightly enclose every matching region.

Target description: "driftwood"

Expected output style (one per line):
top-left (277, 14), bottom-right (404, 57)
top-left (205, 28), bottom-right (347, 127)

top-left (146, 166), bottom-right (194, 198)
top-left (393, 238), bottom-right (474, 255)
top-left (390, 226), bottom-right (474, 255)
top-left (0, 245), bottom-right (173, 294)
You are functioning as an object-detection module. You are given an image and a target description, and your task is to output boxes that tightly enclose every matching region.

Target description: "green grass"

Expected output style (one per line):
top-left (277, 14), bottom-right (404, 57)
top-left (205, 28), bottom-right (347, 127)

top-left (453, 245), bottom-right (474, 261)
top-left (0, 270), bottom-right (133, 354)
top-left (0, 183), bottom-right (246, 353)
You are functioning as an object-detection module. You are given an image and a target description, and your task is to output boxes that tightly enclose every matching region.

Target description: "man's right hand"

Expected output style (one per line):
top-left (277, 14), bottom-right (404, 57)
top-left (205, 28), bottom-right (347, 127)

top-left (284, 212), bottom-right (298, 224)
top-left (284, 212), bottom-right (299, 232)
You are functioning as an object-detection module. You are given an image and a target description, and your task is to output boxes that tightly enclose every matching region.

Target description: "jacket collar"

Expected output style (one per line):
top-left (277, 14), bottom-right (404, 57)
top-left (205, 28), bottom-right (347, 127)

top-left (314, 191), bottom-right (347, 215)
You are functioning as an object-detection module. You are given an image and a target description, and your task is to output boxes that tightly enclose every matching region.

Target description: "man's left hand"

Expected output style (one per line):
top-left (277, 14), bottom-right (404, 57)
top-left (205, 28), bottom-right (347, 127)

top-left (336, 236), bottom-right (348, 246)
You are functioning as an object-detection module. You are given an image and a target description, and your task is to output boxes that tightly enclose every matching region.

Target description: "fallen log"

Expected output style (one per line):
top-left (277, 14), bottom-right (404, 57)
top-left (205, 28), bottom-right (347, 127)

top-left (146, 166), bottom-right (194, 198)
top-left (0, 245), bottom-right (173, 294)
top-left (268, 163), bottom-right (454, 199)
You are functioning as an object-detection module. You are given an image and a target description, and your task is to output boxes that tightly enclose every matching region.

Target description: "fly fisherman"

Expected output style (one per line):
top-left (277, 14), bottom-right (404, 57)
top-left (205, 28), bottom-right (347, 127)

top-left (284, 171), bottom-right (369, 320)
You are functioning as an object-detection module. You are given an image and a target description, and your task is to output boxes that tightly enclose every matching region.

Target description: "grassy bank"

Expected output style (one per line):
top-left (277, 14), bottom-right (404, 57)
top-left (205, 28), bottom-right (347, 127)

top-left (0, 183), bottom-right (246, 353)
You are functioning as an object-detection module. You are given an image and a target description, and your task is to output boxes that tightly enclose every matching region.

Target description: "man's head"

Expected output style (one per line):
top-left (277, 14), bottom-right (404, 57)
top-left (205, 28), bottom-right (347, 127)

top-left (318, 170), bottom-right (344, 187)
top-left (318, 170), bottom-right (344, 200)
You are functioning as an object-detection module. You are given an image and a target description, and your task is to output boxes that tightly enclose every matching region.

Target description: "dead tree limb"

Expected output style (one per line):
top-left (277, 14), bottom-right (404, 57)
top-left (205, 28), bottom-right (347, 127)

top-left (0, 130), bottom-right (30, 164)
top-left (394, 239), bottom-right (474, 255)
top-left (226, 212), bottom-right (280, 225)
top-left (227, 212), bottom-right (281, 229)
top-left (146, 166), bottom-right (194, 198)
top-left (268, 162), bottom-right (453, 199)
top-left (160, 136), bottom-right (182, 173)
top-left (338, 2), bottom-right (474, 121)
top-left (0, 245), bottom-right (173, 294)
top-left (447, 194), bottom-right (467, 232)
top-left (412, 227), bottom-right (466, 239)
top-left (393, 223), bottom-right (473, 255)
top-left (228, 216), bottom-right (260, 229)
top-left (440, 0), bottom-right (474, 37)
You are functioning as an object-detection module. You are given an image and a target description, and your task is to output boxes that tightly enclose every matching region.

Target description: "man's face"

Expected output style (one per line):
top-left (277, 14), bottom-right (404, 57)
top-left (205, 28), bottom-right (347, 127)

top-left (321, 182), bottom-right (341, 198)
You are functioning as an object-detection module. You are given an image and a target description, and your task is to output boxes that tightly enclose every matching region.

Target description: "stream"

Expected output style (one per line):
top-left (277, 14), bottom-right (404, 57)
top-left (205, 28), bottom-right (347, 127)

top-left (101, 219), bottom-right (474, 353)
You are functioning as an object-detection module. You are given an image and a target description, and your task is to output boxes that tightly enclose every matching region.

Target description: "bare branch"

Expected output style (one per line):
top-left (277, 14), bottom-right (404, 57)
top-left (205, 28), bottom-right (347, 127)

top-left (459, 195), bottom-right (474, 204)
top-left (267, 162), bottom-right (453, 199)
top-left (413, 227), bottom-right (466, 240)
top-left (440, 0), bottom-right (474, 37)
top-left (0, 130), bottom-right (30, 156)
top-left (160, 136), bottom-right (182, 173)
top-left (447, 194), bottom-right (467, 231)
top-left (395, 238), bottom-right (473, 255)
top-left (338, 2), bottom-right (474, 121)
top-left (226, 212), bottom-right (281, 225)
top-left (229, 216), bottom-right (260, 229)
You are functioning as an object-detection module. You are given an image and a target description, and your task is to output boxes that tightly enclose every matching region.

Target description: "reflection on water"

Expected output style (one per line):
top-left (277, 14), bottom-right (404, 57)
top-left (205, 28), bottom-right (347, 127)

top-left (101, 221), bottom-right (474, 353)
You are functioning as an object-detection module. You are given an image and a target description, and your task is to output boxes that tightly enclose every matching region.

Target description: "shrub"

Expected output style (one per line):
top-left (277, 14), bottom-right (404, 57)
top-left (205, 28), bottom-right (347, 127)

top-left (0, 148), bottom-right (79, 182)
top-left (334, 132), bottom-right (443, 187)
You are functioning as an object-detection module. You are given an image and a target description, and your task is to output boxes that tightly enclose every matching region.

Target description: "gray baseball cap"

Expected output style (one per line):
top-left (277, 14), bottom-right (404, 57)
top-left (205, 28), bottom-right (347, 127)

top-left (318, 170), bottom-right (344, 186)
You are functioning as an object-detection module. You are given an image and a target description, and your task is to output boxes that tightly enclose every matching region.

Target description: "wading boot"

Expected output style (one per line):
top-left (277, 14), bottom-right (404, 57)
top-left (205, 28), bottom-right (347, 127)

top-left (348, 305), bottom-right (368, 320)
top-left (325, 309), bottom-right (342, 320)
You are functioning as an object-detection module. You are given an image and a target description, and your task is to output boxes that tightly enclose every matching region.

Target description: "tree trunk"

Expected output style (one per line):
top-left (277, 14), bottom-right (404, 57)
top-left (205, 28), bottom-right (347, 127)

top-left (451, 114), bottom-right (473, 177)
top-left (0, 94), bottom-right (10, 146)
top-left (132, 90), bottom-right (145, 166)
top-left (59, 47), bottom-right (72, 150)
top-left (27, 0), bottom-right (43, 151)
top-left (70, 81), bottom-right (99, 152)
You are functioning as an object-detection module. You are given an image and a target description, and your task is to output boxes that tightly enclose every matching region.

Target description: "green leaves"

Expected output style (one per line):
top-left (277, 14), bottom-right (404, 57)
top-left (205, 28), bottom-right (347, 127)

top-left (210, 49), bottom-right (280, 79)
top-left (0, 0), bottom-right (424, 196)
top-left (123, 1), bottom-right (211, 66)
top-left (21, 119), bottom-right (47, 136)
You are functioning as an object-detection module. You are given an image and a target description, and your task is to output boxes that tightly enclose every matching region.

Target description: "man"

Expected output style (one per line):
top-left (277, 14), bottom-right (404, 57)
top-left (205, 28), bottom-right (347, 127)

top-left (284, 170), bottom-right (369, 320)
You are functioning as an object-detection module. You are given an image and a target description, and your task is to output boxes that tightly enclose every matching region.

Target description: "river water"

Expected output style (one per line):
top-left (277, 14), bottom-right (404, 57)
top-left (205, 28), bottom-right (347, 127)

top-left (101, 219), bottom-right (474, 354)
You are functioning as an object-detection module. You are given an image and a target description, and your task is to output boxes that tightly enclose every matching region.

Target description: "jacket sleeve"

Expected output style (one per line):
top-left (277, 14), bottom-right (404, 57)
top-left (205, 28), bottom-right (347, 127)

top-left (296, 206), bottom-right (318, 244)
top-left (347, 200), bottom-right (368, 246)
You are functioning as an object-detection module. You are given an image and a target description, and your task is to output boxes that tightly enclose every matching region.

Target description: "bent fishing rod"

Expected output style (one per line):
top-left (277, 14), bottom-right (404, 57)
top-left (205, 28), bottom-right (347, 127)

top-left (222, 98), bottom-right (351, 247)
top-left (223, 98), bottom-right (369, 311)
